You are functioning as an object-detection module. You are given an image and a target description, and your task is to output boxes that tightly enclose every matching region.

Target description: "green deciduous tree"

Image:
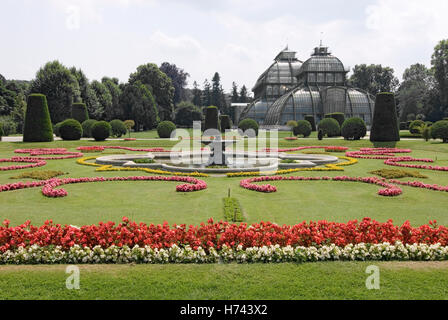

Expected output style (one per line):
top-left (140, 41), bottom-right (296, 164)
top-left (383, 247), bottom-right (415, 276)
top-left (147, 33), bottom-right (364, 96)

top-left (431, 39), bottom-right (448, 115)
top-left (120, 81), bottom-right (159, 131)
top-left (30, 61), bottom-right (81, 123)
top-left (70, 68), bottom-right (101, 120)
top-left (348, 64), bottom-right (399, 95)
top-left (129, 63), bottom-right (174, 121)
top-left (102, 77), bottom-right (122, 120)
top-left (160, 62), bottom-right (189, 105)
top-left (91, 80), bottom-right (112, 120)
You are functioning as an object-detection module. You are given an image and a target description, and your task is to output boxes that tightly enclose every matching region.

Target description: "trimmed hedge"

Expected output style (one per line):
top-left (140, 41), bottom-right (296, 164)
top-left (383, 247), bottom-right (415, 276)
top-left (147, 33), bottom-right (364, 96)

top-left (220, 115), bottom-right (232, 132)
top-left (91, 121), bottom-right (111, 141)
top-left (305, 115), bottom-right (316, 131)
top-left (157, 121), bottom-right (176, 138)
top-left (325, 113), bottom-right (345, 127)
top-left (110, 119), bottom-right (127, 138)
top-left (431, 120), bottom-right (448, 143)
top-left (23, 94), bottom-right (54, 142)
top-left (59, 119), bottom-right (83, 141)
top-left (238, 119), bottom-right (259, 136)
top-left (204, 106), bottom-right (220, 131)
top-left (341, 117), bottom-right (367, 140)
top-left (318, 118), bottom-right (341, 137)
top-left (81, 119), bottom-right (97, 138)
top-left (293, 120), bottom-right (312, 137)
top-left (409, 120), bottom-right (425, 134)
top-left (370, 93), bottom-right (400, 142)
top-left (71, 103), bottom-right (89, 124)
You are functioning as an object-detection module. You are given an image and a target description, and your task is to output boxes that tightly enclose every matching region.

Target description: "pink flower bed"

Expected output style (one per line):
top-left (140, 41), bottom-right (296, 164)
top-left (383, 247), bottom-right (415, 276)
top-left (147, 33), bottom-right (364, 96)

top-left (14, 148), bottom-right (84, 160)
top-left (77, 146), bottom-right (169, 153)
top-left (0, 176), bottom-right (207, 198)
top-left (264, 146), bottom-right (349, 153)
top-left (345, 148), bottom-right (448, 172)
top-left (240, 175), bottom-right (403, 197)
top-left (0, 157), bottom-right (47, 171)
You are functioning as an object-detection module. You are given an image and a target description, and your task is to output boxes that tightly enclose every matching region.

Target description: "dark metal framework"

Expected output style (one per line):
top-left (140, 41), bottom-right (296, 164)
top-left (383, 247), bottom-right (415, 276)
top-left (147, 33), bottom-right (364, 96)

top-left (244, 44), bottom-right (376, 126)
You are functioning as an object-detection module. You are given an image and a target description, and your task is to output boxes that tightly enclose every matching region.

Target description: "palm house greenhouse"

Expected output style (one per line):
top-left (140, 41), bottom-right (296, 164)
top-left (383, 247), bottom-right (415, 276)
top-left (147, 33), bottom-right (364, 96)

top-left (239, 44), bottom-right (375, 127)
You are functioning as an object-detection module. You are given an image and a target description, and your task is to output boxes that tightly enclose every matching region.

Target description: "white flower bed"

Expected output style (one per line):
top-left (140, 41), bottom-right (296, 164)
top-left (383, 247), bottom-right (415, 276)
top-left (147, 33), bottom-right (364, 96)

top-left (1, 242), bottom-right (447, 264)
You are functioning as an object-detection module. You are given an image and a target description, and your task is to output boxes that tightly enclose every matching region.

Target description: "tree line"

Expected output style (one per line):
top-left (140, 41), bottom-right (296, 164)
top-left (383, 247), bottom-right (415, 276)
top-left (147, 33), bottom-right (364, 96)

top-left (0, 62), bottom-right (252, 134)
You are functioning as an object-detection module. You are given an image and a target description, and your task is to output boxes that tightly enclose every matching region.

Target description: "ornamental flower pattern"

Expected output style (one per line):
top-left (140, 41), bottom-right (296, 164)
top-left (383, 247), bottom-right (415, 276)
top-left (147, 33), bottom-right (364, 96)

top-left (0, 176), bottom-right (207, 198)
top-left (239, 175), bottom-right (403, 197)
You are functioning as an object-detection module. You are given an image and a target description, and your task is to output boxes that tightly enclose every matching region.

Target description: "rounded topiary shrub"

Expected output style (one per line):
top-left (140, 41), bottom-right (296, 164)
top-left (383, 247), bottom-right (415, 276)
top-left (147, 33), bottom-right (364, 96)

top-left (204, 106), bottom-right (220, 131)
top-left (305, 115), bottom-right (316, 131)
top-left (81, 119), bottom-right (97, 138)
top-left (409, 120), bottom-right (425, 134)
top-left (54, 122), bottom-right (63, 137)
top-left (220, 115), bottom-right (232, 132)
top-left (318, 118), bottom-right (341, 137)
top-left (23, 94), bottom-right (54, 142)
top-left (157, 121), bottom-right (176, 138)
top-left (293, 120), bottom-right (312, 137)
top-left (341, 117), bottom-right (367, 140)
top-left (59, 119), bottom-right (83, 141)
top-left (370, 92), bottom-right (400, 142)
top-left (110, 119), bottom-right (127, 138)
top-left (238, 119), bottom-right (259, 136)
top-left (431, 120), bottom-right (448, 143)
top-left (71, 103), bottom-right (89, 124)
top-left (326, 113), bottom-right (345, 127)
top-left (91, 121), bottom-right (111, 141)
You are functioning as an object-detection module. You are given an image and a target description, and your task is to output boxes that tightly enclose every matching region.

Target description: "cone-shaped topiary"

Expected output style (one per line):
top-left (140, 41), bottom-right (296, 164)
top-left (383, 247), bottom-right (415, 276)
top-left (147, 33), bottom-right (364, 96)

top-left (341, 117), bottom-right (367, 140)
top-left (92, 121), bottom-right (111, 141)
top-left (370, 93), bottom-right (400, 142)
top-left (71, 103), bottom-right (89, 124)
top-left (59, 119), bottom-right (83, 141)
top-left (204, 106), bottom-right (220, 132)
top-left (23, 94), bottom-right (54, 142)
top-left (305, 115), bottom-right (316, 131)
top-left (157, 121), bottom-right (176, 138)
top-left (220, 115), bottom-right (232, 132)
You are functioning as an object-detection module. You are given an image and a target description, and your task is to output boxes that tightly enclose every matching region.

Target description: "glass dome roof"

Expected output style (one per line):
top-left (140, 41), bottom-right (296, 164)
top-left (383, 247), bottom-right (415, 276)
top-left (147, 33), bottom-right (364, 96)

top-left (263, 85), bottom-right (375, 126)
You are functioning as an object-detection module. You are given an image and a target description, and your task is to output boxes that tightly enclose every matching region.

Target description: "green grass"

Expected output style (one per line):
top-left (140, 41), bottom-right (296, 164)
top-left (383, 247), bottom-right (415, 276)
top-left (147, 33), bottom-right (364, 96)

top-left (0, 262), bottom-right (447, 300)
top-left (1, 136), bottom-right (448, 299)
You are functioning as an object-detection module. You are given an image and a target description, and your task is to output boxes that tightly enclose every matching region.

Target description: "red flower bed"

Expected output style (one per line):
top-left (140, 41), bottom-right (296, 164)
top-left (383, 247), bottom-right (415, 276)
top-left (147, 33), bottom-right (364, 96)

top-left (346, 148), bottom-right (412, 159)
top-left (264, 146), bottom-right (349, 153)
top-left (240, 175), bottom-right (402, 197)
top-left (14, 148), bottom-right (84, 160)
top-left (0, 176), bottom-right (207, 198)
top-left (0, 217), bottom-right (446, 252)
top-left (77, 146), bottom-right (169, 153)
top-left (0, 157), bottom-right (47, 171)
top-left (325, 146), bottom-right (348, 152)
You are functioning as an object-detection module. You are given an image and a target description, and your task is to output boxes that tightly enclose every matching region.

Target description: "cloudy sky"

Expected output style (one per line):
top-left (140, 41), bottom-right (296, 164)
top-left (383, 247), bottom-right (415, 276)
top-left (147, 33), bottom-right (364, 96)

top-left (1, 0), bottom-right (447, 93)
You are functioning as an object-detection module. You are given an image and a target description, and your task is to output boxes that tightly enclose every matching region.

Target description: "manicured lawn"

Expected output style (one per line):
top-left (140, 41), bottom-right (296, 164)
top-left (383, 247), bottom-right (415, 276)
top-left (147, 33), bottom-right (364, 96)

top-left (1, 135), bottom-right (448, 299)
top-left (0, 262), bottom-right (447, 300)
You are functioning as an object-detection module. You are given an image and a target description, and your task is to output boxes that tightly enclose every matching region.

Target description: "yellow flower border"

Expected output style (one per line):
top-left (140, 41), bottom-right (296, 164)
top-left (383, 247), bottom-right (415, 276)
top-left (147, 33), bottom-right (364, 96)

top-left (226, 156), bottom-right (358, 177)
top-left (77, 157), bottom-right (209, 177)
